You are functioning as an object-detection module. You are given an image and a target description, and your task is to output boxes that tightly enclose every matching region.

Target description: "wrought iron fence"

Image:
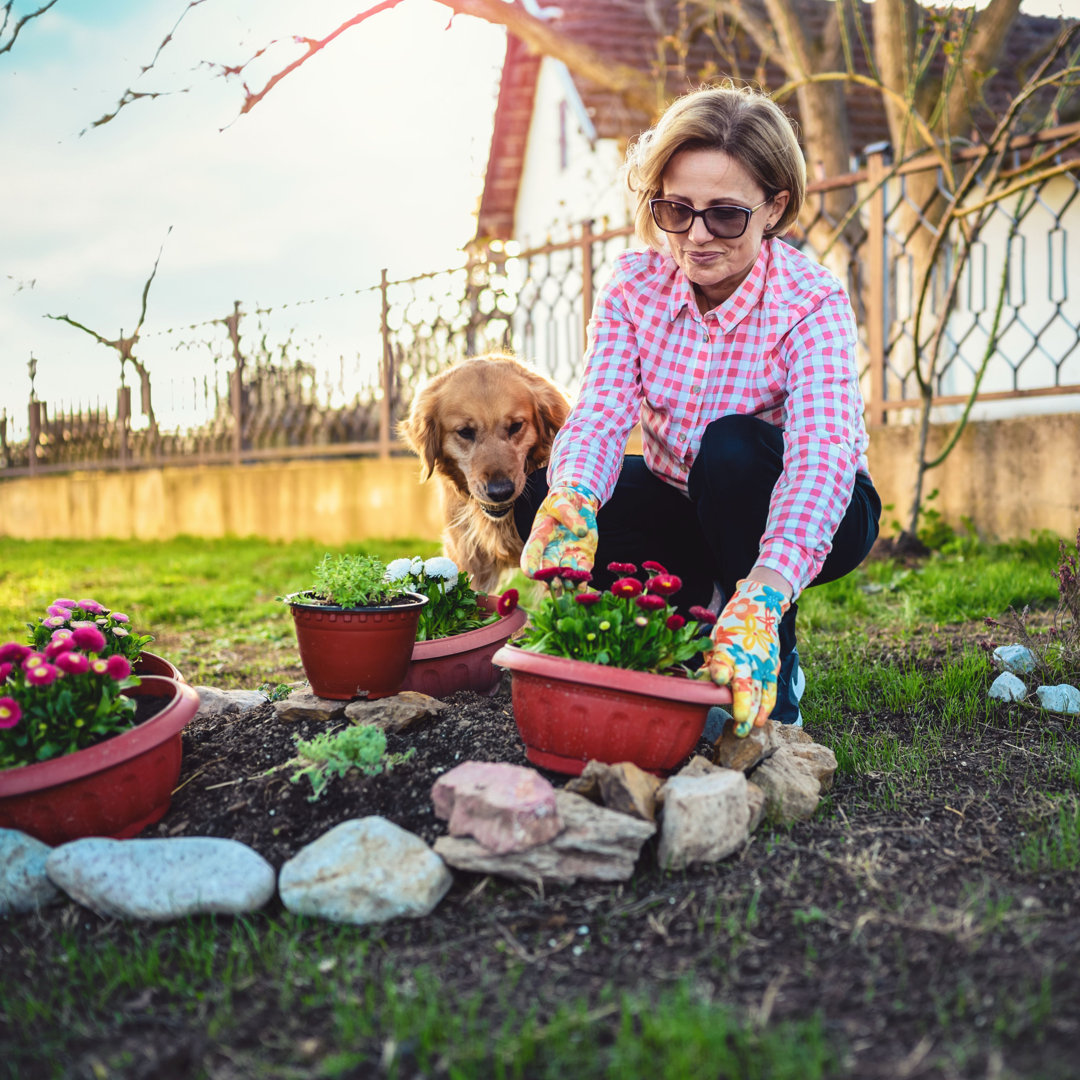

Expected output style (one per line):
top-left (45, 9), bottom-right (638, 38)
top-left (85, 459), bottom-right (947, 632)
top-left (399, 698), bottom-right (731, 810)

top-left (3, 122), bottom-right (1078, 479)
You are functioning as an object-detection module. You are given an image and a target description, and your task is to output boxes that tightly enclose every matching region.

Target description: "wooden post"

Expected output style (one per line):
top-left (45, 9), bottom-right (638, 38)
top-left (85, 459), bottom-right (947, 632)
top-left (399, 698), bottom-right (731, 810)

top-left (117, 385), bottom-right (131, 471)
top-left (580, 219), bottom-right (595, 355)
top-left (28, 400), bottom-right (41, 477)
top-left (866, 149), bottom-right (887, 428)
top-left (379, 268), bottom-right (392, 459)
top-left (227, 301), bottom-right (244, 467)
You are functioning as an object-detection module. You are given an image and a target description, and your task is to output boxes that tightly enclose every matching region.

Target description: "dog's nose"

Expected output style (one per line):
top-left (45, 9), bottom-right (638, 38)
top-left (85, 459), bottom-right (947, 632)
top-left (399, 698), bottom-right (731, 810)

top-left (484, 477), bottom-right (515, 504)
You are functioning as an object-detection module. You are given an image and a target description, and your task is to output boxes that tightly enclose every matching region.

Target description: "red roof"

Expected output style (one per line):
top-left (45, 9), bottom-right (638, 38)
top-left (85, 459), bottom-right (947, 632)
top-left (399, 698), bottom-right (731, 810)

top-left (476, 0), bottom-right (1073, 240)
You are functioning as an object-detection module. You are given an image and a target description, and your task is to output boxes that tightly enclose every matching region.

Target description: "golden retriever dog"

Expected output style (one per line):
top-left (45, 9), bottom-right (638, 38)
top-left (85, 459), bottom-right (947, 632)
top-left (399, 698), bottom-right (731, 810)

top-left (398, 353), bottom-right (570, 592)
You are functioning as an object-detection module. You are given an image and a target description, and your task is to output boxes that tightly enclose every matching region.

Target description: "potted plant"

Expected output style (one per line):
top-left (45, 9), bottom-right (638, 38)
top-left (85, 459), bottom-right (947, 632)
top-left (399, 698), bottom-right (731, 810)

top-left (0, 626), bottom-right (199, 845)
top-left (28, 596), bottom-right (183, 681)
top-left (385, 556), bottom-right (528, 696)
top-left (284, 552), bottom-right (429, 700)
top-left (492, 561), bottom-right (732, 776)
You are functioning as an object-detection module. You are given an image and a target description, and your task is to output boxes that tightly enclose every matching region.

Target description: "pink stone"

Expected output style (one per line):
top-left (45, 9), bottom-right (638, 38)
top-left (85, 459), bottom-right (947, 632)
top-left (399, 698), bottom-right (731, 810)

top-left (431, 762), bottom-right (563, 854)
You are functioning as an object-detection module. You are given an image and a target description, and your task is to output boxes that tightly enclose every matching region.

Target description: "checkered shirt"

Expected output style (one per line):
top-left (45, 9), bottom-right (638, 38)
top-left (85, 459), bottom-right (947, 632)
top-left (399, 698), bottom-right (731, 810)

top-left (547, 239), bottom-right (872, 595)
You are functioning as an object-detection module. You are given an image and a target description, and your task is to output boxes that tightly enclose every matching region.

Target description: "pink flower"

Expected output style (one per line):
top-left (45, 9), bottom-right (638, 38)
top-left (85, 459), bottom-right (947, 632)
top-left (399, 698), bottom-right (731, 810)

top-left (634, 615), bottom-right (649, 627)
top-left (91, 658), bottom-right (110, 675)
top-left (610, 577), bottom-right (643, 598)
top-left (71, 625), bottom-right (107, 653)
top-left (105, 655), bottom-right (132, 680)
top-left (22, 653), bottom-right (46, 672)
top-left (666, 614), bottom-right (686, 630)
top-left (0, 642), bottom-right (31, 663)
top-left (110, 612), bottom-right (130, 624)
top-left (645, 573), bottom-right (683, 597)
top-left (642, 560), bottom-right (668, 574)
top-left (635, 594), bottom-right (666, 611)
top-left (574, 592), bottom-right (603, 606)
top-left (110, 627), bottom-right (129, 637)
top-left (688, 605), bottom-right (718, 626)
top-left (0, 662), bottom-right (11, 682)
top-left (43, 616), bottom-right (68, 629)
top-left (531, 567), bottom-right (563, 583)
top-left (75, 599), bottom-right (105, 614)
top-left (56, 650), bottom-right (90, 675)
top-left (0, 696), bottom-right (21, 729)
top-left (558, 568), bottom-right (593, 584)
top-left (44, 635), bottom-right (76, 659)
top-left (496, 589), bottom-right (519, 617)
top-left (606, 561), bottom-right (637, 575)
top-left (25, 662), bottom-right (60, 686)
top-left (52, 598), bottom-right (77, 607)
top-left (47, 604), bottom-right (73, 619)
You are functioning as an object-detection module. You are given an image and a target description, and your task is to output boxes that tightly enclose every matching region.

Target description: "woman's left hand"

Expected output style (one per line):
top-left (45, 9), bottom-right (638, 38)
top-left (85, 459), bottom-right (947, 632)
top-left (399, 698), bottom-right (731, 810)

top-left (702, 578), bottom-right (790, 737)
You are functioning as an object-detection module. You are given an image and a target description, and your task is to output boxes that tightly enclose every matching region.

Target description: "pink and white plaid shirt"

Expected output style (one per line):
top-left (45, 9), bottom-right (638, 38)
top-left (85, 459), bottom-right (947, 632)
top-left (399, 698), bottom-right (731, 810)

top-left (547, 239), bottom-right (871, 595)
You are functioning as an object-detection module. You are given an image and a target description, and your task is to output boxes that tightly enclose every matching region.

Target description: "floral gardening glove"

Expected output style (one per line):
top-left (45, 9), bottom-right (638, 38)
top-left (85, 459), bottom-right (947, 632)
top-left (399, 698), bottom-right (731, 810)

top-left (701, 579), bottom-right (790, 737)
top-left (520, 484), bottom-right (599, 578)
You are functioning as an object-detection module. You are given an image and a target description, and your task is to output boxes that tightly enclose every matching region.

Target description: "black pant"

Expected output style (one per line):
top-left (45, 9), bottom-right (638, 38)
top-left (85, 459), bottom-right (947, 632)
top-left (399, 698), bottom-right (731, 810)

top-left (514, 415), bottom-right (881, 714)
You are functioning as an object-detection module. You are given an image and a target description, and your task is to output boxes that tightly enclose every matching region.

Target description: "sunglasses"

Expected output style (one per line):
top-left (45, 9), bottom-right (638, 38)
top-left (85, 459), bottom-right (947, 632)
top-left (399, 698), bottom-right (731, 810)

top-left (649, 198), bottom-right (771, 240)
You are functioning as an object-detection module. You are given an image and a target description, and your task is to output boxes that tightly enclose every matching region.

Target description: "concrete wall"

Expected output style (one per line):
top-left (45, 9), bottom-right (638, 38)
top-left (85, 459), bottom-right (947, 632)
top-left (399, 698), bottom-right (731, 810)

top-left (2, 413), bottom-right (1078, 544)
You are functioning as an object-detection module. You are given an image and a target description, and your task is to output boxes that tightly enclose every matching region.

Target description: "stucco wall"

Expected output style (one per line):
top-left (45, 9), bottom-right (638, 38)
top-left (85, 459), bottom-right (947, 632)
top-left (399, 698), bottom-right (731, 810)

top-left (1, 414), bottom-right (1077, 545)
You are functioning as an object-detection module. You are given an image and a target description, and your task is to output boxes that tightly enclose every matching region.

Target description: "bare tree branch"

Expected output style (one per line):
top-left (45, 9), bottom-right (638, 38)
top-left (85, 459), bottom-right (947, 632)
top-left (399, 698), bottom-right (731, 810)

top-left (0, 0), bottom-right (59, 58)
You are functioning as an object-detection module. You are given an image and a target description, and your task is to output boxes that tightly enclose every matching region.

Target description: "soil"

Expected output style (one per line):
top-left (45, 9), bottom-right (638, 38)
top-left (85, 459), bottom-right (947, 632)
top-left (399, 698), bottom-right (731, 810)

top-left (4, 628), bottom-right (1079, 1080)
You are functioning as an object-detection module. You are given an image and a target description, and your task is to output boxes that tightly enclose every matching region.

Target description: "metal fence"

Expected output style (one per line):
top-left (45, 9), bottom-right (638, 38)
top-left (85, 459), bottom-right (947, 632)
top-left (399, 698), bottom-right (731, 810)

top-left (3, 122), bottom-right (1079, 479)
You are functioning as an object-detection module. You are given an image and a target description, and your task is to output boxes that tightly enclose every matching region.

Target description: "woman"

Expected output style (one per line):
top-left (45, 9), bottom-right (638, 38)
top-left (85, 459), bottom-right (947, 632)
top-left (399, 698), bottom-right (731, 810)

top-left (515, 83), bottom-right (880, 739)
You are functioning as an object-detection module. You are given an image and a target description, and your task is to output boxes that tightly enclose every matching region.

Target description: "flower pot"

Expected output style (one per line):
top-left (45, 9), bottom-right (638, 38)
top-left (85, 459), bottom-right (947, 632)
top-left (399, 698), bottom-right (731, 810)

top-left (400, 595), bottom-right (528, 697)
top-left (492, 646), bottom-right (732, 776)
top-left (287, 592), bottom-right (429, 700)
top-left (0, 675), bottom-right (201, 845)
top-left (134, 650), bottom-right (184, 682)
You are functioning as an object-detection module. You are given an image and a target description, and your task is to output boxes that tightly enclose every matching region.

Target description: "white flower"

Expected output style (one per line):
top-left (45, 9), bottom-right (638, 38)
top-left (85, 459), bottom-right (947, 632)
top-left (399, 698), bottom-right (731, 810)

top-left (111, 626), bottom-right (129, 637)
top-left (384, 558), bottom-right (415, 582)
top-left (410, 556), bottom-right (425, 574)
top-left (424, 556), bottom-right (459, 581)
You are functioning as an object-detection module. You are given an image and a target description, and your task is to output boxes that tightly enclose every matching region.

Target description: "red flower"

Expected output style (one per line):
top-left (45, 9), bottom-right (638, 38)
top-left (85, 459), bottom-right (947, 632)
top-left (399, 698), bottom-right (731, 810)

top-left (105, 655), bottom-right (132, 680)
top-left (641, 560), bottom-right (668, 574)
top-left (635, 594), bottom-right (666, 611)
top-left (44, 634), bottom-right (76, 659)
top-left (574, 592), bottom-right (603, 606)
top-left (606, 561), bottom-right (637, 575)
top-left (56, 650), bottom-right (90, 675)
top-left (645, 573), bottom-right (682, 597)
top-left (25, 662), bottom-right (60, 686)
top-left (0, 662), bottom-right (10, 682)
top-left (531, 567), bottom-right (563, 582)
top-left (0, 642), bottom-right (31, 664)
top-left (71, 625), bottom-right (107, 653)
top-left (0, 696), bottom-right (21, 729)
top-left (688, 605), bottom-right (718, 626)
top-left (496, 589), bottom-right (519, 616)
top-left (610, 577), bottom-right (643, 598)
top-left (666, 614), bottom-right (686, 630)
top-left (559, 568), bottom-right (593, 584)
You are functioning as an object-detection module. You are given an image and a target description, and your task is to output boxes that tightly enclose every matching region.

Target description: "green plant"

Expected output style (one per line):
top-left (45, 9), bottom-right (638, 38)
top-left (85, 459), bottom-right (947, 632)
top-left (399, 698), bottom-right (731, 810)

top-left (257, 681), bottom-right (293, 702)
top-left (287, 725), bottom-right (415, 801)
top-left (303, 553), bottom-right (411, 609)
top-left (515, 561), bottom-right (713, 674)
top-left (384, 555), bottom-right (505, 640)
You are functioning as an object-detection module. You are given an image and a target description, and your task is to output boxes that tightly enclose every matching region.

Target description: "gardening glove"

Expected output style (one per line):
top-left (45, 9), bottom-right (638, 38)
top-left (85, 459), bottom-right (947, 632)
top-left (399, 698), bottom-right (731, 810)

top-left (701, 579), bottom-right (790, 738)
top-left (520, 484), bottom-right (599, 579)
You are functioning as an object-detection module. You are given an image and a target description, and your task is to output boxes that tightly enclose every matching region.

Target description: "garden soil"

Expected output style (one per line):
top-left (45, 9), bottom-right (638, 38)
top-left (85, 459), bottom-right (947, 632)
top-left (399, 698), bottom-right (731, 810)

top-left (4, 623), bottom-right (1078, 1080)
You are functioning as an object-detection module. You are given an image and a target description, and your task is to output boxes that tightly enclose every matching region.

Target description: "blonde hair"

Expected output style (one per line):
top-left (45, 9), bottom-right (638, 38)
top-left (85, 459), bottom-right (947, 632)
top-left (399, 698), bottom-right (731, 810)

top-left (625, 83), bottom-right (805, 248)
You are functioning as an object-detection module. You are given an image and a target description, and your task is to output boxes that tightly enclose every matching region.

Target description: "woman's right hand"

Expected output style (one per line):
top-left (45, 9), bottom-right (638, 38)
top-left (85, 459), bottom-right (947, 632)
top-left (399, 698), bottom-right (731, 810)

top-left (520, 484), bottom-right (599, 577)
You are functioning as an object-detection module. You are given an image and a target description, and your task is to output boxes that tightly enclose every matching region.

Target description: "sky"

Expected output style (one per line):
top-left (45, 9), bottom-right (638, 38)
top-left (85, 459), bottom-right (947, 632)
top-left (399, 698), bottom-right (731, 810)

top-left (0, 0), bottom-right (507, 435)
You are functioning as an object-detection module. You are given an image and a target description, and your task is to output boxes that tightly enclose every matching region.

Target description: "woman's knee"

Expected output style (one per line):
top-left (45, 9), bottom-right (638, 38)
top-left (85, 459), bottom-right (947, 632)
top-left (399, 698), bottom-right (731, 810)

top-left (689, 414), bottom-right (783, 499)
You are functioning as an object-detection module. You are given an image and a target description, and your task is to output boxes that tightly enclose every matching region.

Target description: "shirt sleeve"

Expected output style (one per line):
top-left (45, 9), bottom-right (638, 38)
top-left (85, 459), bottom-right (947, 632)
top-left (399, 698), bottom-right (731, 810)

top-left (756, 288), bottom-right (865, 595)
top-left (546, 267), bottom-right (644, 503)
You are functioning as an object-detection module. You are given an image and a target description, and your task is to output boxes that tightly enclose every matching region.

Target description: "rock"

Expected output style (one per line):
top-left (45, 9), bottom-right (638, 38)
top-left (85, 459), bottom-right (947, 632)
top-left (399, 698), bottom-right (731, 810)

top-left (432, 762), bottom-right (562, 854)
top-left (434, 791), bottom-right (655, 884)
top-left (571, 760), bottom-right (662, 822)
top-left (993, 644), bottom-right (1036, 674)
top-left (345, 692), bottom-right (446, 734)
top-left (1035, 684), bottom-right (1080, 715)
top-left (657, 769), bottom-right (750, 870)
top-left (45, 838), bottom-right (276, 920)
top-left (750, 745), bottom-right (821, 822)
top-left (272, 691), bottom-right (349, 724)
top-left (194, 686), bottom-right (268, 717)
top-left (0, 829), bottom-right (60, 915)
top-left (746, 782), bottom-right (766, 833)
top-left (989, 671), bottom-right (1028, 703)
top-left (673, 755), bottom-right (724, 780)
top-left (772, 722), bottom-right (813, 746)
top-left (782, 742), bottom-right (838, 793)
top-left (279, 817), bottom-right (452, 925)
top-left (563, 770), bottom-right (602, 802)
top-left (714, 715), bottom-right (777, 772)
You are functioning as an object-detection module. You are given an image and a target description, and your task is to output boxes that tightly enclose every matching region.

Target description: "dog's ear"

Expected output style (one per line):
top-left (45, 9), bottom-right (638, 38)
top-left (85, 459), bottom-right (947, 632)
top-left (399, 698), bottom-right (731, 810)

top-left (529, 378), bottom-right (572, 467)
top-left (398, 388), bottom-right (443, 481)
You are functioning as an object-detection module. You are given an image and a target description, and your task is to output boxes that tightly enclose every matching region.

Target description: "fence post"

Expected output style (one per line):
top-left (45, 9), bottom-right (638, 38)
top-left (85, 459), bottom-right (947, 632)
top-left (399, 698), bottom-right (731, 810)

top-left (866, 148), bottom-right (887, 428)
top-left (116, 385), bottom-right (131, 471)
top-left (580, 219), bottom-right (595, 356)
top-left (379, 268), bottom-right (392, 459)
top-left (28, 400), bottom-right (41, 477)
top-left (227, 300), bottom-right (244, 467)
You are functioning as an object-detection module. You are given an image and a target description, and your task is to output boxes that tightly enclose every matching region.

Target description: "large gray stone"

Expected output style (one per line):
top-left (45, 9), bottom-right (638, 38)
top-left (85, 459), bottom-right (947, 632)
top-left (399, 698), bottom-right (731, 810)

top-left (1035, 683), bottom-right (1080, 715)
top-left (0, 829), bottom-right (60, 915)
top-left (993, 644), bottom-right (1036, 674)
top-left (194, 686), bottom-right (269, 717)
top-left (45, 837), bottom-right (276, 921)
top-left (988, 671), bottom-right (1028, 703)
top-left (434, 791), bottom-right (655, 885)
top-left (750, 745), bottom-right (822, 822)
top-left (280, 817), bottom-right (452, 925)
top-left (657, 769), bottom-right (750, 870)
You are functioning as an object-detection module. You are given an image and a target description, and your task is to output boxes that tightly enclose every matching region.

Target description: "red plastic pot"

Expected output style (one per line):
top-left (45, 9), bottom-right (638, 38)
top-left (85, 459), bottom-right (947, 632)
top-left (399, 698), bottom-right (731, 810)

top-left (287, 592), bottom-right (428, 700)
top-left (492, 645), bottom-right (732, 776)
top-left (134, 650), bottom-right (184, 682)
top-left (400, 595), bottom-right (528, 697)
top-left (0, 675), bottom-right (201, 846)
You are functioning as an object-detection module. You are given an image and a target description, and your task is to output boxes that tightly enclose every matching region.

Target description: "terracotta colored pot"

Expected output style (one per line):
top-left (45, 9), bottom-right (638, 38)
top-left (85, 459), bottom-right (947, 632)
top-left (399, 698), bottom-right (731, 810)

top-left (287, 591), bottom-right (429, 700)
top-left (492, 645), bottom-right (732, 776)
top-left (400, 595), bottom-right (528, 697)
top-left (134, 650), bottom-right (184, 682)
top-left (0, 675), bottom-right (201, 845)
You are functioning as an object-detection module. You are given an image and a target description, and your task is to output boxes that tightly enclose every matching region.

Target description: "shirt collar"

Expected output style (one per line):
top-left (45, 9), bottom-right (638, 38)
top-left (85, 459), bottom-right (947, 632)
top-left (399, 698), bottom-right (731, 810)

top-left (665, 242), bottom-right (772, 330)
